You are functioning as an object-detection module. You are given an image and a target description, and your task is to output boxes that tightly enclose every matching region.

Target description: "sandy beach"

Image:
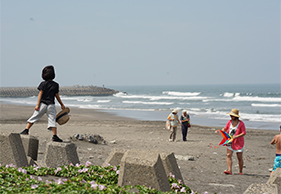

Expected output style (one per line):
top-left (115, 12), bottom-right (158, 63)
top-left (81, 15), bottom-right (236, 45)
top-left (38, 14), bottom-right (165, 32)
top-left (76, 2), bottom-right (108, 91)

top-left (0, 103), bottom-right (278, 194)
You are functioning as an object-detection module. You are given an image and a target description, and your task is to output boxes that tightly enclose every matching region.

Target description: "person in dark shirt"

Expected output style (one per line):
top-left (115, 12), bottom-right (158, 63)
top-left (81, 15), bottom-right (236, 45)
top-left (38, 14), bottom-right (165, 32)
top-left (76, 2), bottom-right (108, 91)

top-left (20, 65), bottom-right (65, 142)
top-left (180, 110), bottom-right (190, 141)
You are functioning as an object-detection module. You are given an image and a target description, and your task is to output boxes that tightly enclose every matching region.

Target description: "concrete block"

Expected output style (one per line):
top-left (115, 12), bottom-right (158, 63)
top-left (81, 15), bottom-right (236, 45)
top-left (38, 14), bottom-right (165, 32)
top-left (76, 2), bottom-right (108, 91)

top-left (36, 160), bottom-right (47, 167)
top-left (104, 149), bottom-right (184, 184)
top-left (118, 149), bottom-right (170, 192)
top-left (102, 148), bottom-right (127, 167)
top-left (44, 142), bottom-right (80, 168)
top-left (243, 183), bottom-right (278, 194)
top-left (0, 132), bottom-right (28, 167)
top-left (20, 135), bottom-right (39, 161)
top-left (160, 152), bottom-right (184, 183)
top-left (27, 156), bottom-right (37, 166)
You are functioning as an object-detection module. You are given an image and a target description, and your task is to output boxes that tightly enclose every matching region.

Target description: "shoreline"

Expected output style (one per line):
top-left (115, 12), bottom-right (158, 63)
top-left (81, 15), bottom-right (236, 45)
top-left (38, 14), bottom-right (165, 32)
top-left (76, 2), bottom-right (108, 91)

top-left (1, 102), bottom-right (279, 131)
top-left (0, 103), bottom-right (136, 124)
top-left (100, 109), bottom-right (280, 131)
top-left (0, 103), bottom-right (279, 193)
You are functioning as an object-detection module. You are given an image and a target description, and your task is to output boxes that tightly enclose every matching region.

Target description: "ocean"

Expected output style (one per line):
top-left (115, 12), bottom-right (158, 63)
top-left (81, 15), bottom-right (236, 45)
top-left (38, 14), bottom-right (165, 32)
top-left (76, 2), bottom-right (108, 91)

top-left (1, 84), bottom-right (280, 130)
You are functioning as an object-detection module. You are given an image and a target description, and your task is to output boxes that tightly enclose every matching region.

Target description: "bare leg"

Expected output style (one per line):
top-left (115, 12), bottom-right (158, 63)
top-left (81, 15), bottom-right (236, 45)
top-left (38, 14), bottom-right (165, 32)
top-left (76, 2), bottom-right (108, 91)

top-left (270, 157), bottom-right (275, 177)
top-left (51, 127), bottom-right (63, 142)
top-left (51, 127), bottom-right (57, 136)
top-left (237, 152), bottom-right (244, 174)
top-left (226, 149), bottom-right (233, 172)
top-left (26, 122), bottom-right (33, 130)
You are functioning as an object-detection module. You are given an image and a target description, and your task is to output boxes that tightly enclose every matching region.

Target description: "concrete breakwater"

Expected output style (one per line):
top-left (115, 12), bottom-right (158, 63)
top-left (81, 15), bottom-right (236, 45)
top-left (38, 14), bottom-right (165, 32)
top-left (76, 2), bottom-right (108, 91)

top-left (0, 85), bottom-right (119, 97)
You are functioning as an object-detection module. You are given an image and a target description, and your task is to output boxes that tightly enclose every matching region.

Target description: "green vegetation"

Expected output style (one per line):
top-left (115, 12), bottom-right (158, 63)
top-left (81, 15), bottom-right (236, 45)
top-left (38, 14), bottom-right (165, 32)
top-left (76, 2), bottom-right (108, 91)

top-left (0, 162), bottom-right (200, 194)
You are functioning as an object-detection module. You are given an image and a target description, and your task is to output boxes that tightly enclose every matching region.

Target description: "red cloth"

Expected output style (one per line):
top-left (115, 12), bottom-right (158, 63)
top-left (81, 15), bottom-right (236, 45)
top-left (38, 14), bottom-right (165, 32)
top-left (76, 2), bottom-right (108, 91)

top-left (225, 120), bottom-right (246, 150)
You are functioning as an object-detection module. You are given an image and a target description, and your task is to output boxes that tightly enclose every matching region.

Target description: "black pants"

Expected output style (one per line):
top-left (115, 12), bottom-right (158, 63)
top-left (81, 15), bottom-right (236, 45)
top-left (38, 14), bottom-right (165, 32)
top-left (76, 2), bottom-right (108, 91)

top-left (181, 125), bottom-right (188, 141)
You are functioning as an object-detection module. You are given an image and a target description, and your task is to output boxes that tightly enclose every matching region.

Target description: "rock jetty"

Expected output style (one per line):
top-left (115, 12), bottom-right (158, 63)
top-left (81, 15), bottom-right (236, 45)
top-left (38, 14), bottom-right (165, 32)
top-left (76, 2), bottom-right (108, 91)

top-left (0, 85), bottom-right (118, 97)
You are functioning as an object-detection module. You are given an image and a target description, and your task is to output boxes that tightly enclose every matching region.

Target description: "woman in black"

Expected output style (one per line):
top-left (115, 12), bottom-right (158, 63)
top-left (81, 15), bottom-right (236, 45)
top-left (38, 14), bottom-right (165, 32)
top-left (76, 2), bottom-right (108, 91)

top-left (180, 110), bottom-right (190, 141)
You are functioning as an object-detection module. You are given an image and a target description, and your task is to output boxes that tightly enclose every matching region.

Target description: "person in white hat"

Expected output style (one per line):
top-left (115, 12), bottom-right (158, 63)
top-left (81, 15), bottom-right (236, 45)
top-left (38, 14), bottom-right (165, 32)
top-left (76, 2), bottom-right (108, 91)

top-left (167, 109), bottom-right (181, 142)
top-left (20, 65), bottom-right (66, 142)
top-left (222, 108), bottom-right (246, 175)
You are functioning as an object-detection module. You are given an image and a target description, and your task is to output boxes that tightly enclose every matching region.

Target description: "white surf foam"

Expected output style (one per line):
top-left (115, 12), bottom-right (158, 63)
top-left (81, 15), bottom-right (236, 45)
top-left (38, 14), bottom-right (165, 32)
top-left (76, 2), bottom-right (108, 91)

top-left (97, 100), bottom-right (111, 103)
top-left (251, 103), bottom-right (281, 107)
top-left (113, 92), bottom-right (128, 97)
top-left (122, 101), bottom-right (173, 105)
top-left (118, 94), bottom-right (209, 101)
top-left (162, 91), bottom-right (201, 96)
top-left (221, 92), bottom-right (241, 98)
top-left (233, 96), bottom-right (281, 102)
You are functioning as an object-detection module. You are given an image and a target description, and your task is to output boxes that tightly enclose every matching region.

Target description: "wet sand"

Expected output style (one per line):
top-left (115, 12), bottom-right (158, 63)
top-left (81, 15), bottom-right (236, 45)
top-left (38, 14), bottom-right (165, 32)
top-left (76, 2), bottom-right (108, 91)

top-left (0, 103), bottom-right (278, 193)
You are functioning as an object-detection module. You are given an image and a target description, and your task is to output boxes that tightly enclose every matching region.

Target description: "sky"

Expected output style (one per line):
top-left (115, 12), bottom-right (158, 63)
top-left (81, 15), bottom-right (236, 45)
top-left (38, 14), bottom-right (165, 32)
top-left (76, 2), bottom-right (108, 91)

top-left (0, 0), bottom-right (280, 87)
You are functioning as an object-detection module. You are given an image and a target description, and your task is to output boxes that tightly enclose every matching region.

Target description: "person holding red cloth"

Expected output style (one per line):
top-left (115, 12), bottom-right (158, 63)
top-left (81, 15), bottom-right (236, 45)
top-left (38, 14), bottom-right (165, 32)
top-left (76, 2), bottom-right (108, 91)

top-left (222, 108), bottom-right (246, 175)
